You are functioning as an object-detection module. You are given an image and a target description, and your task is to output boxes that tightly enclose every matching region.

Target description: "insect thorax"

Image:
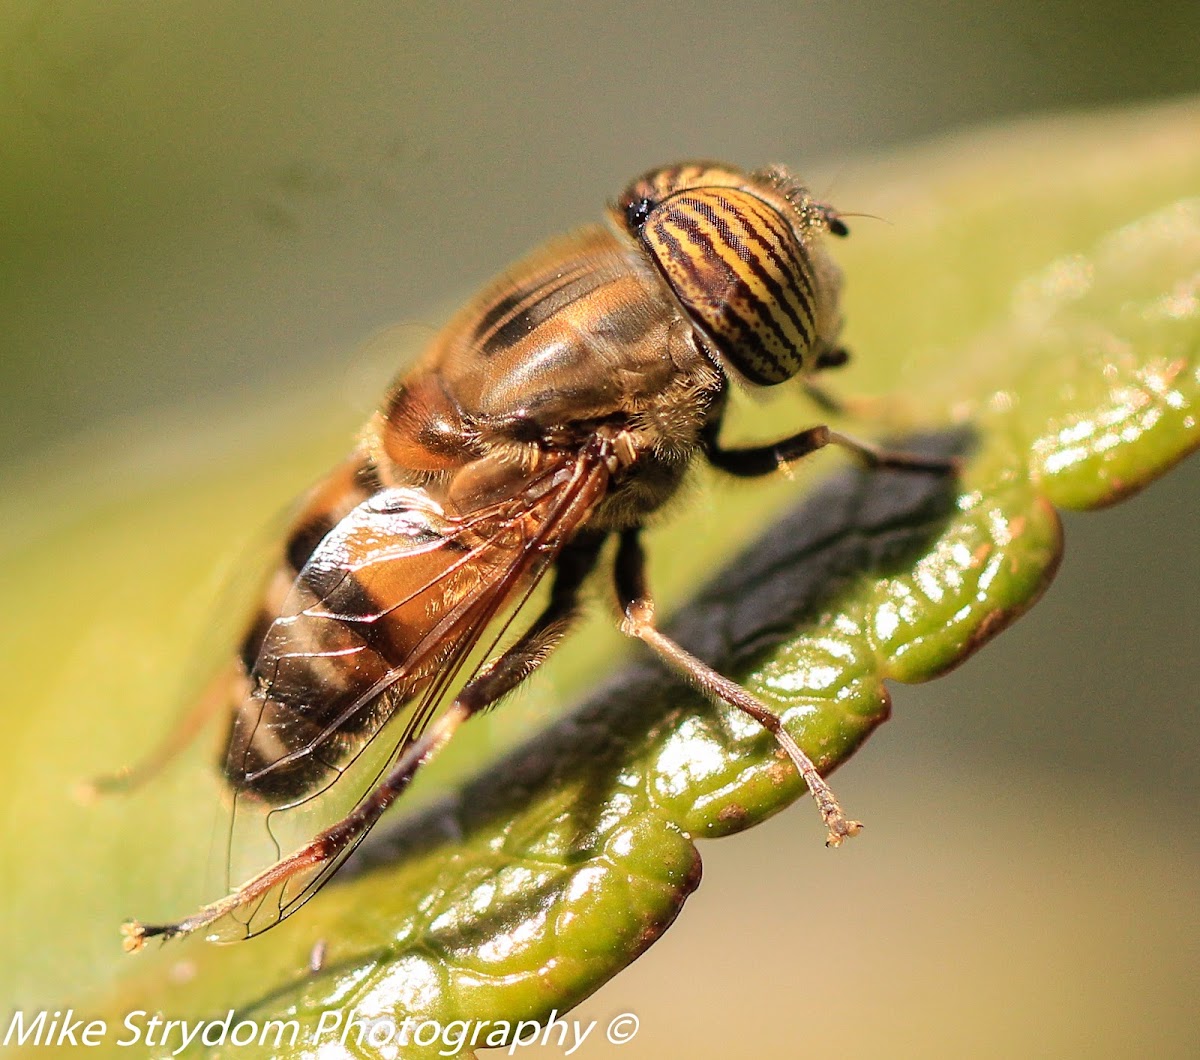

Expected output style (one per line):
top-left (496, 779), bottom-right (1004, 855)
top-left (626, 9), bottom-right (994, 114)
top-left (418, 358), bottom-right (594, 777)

top-left (367, 223), bottom-right (725, 526)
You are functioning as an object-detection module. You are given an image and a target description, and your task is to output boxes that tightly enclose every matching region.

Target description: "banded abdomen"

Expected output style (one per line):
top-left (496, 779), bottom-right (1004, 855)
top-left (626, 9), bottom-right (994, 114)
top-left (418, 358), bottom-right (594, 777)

top-left (220, 449), bottom-right (606, 804)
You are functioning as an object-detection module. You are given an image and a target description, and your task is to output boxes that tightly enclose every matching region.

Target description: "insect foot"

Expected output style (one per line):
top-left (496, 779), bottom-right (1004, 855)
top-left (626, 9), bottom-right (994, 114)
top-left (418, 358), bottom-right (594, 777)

top-left (120, 921), bottom-right (147, 953)
top-left (822, 811), bottom-right (864, 848)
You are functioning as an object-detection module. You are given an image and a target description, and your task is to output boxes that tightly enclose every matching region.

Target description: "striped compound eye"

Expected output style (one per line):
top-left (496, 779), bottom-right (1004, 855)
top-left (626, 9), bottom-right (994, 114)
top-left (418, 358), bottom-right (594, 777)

top-left (628, 171), bottom-right (839, 385)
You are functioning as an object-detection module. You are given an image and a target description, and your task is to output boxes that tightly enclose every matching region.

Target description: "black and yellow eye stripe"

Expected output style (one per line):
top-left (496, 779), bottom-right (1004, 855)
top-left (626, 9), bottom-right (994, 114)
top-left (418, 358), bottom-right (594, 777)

top-left (647, 217), bottom-right (785, 381)
top-left (667, 190), bottom-right (814, 360)
top-left (639, 186), bottom-right (818, 384)
top-left (703, 190), bottom-right (816, 349)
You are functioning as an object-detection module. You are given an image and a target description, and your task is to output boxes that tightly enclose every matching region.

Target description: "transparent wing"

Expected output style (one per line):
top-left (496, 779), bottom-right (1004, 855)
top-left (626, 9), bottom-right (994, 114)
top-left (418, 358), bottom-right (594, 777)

top-left (194, 448), bottom-right (609, 942)
top-left (87, 455), bottom-right (376, 798)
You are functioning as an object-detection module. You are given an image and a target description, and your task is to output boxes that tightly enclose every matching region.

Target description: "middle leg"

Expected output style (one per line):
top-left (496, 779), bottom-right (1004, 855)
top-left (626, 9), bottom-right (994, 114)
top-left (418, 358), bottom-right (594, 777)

top-left (613, 529), bottom-right (861, 846)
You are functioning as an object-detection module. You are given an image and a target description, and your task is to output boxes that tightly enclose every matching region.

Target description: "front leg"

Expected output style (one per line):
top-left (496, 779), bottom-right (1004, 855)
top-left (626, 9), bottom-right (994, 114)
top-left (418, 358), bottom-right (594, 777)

top-left (613, 529), bottom-right (861, 847)
top-left (707, 423), bottom-right (959, 477)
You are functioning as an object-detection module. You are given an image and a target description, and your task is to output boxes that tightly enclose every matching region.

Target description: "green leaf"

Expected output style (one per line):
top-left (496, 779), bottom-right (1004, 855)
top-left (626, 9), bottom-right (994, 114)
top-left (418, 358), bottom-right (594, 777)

top-left (3, 98), bottom-right (1197, 1058)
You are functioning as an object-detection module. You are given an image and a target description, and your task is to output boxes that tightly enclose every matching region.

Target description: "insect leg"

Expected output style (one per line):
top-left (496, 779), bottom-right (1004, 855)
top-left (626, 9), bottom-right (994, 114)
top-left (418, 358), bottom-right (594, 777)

top-left (78, 661), bottom-right (239, 801)
top-left (122, 537), bottom-right (603, 951)
top-left (799, 378), bottom-right (850, 416)
top-left (707, 423), bottom-right (957, 476)
top-left (613, 529), bottom-right (862, 847)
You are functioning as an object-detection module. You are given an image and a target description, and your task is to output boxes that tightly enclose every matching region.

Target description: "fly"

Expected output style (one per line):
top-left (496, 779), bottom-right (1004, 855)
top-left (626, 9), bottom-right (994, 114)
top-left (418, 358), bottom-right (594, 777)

top-left (116, 161), bottom-right (950, 950)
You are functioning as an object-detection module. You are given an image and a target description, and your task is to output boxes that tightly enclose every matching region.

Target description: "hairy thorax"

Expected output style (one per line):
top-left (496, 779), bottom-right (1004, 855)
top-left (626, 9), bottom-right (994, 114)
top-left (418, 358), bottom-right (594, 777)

top-left (364, 223), bottom-right (723, 529)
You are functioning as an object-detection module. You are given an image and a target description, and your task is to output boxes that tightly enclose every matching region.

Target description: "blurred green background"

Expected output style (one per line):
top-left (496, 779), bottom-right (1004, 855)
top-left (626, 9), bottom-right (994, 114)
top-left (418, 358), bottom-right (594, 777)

top-left (1, 2), bottom-right (1197, 1057)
